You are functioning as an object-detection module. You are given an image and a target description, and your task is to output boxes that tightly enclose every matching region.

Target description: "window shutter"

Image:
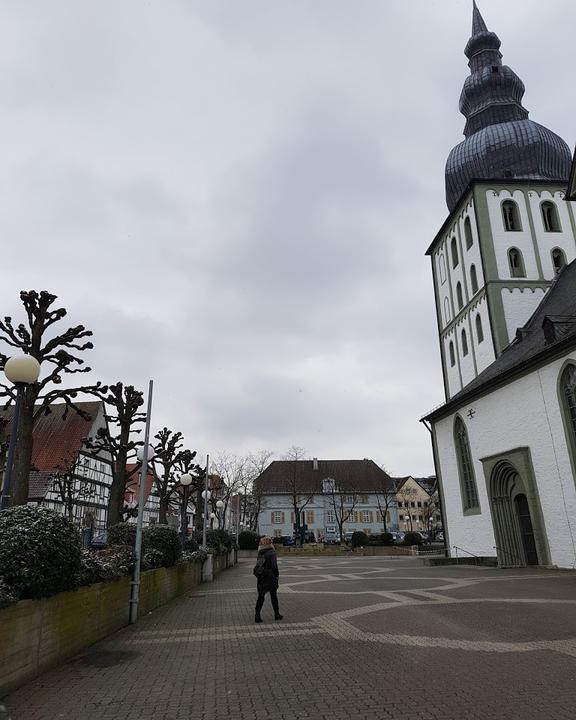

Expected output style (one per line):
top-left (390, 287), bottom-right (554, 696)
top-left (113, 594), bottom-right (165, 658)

top-left (281, 512), bottom-right (285, 523)
top-left (369, 511), bottom-right (373, 523)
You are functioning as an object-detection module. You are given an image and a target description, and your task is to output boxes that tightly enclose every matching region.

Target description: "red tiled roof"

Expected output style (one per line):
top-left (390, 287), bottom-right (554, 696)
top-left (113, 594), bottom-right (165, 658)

top-left (125, 464), bottom-right (156, 505)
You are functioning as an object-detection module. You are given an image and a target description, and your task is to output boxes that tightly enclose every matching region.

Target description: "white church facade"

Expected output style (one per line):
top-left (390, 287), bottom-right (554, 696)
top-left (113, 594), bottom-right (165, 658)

top-left (423, 3), bottom-right (576, 568)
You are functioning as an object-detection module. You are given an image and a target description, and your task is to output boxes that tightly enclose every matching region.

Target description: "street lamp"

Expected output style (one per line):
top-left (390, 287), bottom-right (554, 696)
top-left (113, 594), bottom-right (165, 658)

top-left (1, 354), bottom-right (41, 510)
top-left (137, 445), bottom-right (155, 463)
top-left (179, 473), bottom-right (193, 547)
top-left (215, 499), bottom-right (225, 529)
top-left (209, 511), bottom-right (216, 530)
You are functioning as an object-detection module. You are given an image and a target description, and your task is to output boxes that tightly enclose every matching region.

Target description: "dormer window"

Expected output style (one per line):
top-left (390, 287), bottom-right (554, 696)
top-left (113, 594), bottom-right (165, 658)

top-left (322, 478), bottom-right (335, 494)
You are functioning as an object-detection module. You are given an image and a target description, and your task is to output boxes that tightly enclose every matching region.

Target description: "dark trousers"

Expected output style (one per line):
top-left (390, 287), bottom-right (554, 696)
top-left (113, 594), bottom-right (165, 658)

top-left (255, 588), bottom-right (279, 616)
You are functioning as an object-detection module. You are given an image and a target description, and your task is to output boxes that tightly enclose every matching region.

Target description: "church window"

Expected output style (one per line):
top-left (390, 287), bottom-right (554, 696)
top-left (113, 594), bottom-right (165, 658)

top-left (456, 282), bottom-right (464, 310)
top-left (475, 314), bottom-right (484, 343)
top-left (444, 297), bottom-right (451, 324)
top-left (439, 253), bottom-right (446, 284)
top-left (508, 248), bottom-right (526, 278)
top-left (449, 341), bottom-right (455, 367)
top-left (541, 201), bottom-right (561, 232)
top-left (451, 237), bottom-right (459, 268)
top-left (464, 216), bottom-right (473, 249)
top-left (461, 330), bottom-right (469, 356)
top-left (502, 200), bottom-right (521, 232)
top-left (551, 248), bottom-right (566, 274)
top-left (454, 416), bottom-right (480, 512)
top-left (560, 364), bottom-right (576, 459)
top-left (470, 264), bottom-right (478, 294)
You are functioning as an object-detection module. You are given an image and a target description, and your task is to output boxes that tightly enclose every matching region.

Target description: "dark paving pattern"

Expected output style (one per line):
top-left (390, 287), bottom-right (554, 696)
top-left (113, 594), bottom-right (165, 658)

top-left (3, 556), bottom-right (576, 720)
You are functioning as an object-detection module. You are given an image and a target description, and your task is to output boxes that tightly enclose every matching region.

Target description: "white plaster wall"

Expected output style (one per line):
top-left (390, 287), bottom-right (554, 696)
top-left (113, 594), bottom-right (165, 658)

top-left (470, 296), bottom-right (495, 373)
top-left (501, 286), bottom-right (546, 342)
top-left (486, 189), bottom-right (539, 280)
top-left (434, 351), bottom-right (576, 568)
top-left (527, 190), bottom-right (576, 279)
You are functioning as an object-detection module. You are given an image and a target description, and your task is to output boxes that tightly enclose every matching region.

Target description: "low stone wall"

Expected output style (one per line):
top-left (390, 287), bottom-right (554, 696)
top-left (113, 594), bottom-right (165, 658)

top-left (0, 556), bottom-right (233, 698)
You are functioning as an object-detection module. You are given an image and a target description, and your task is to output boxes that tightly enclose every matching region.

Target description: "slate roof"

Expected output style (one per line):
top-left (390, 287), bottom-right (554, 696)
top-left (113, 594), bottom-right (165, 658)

top-left (424, 259), bottom-right (576, 422)
top-left (2, 400), bottom-right (105, 501)
top-left (254, 459), bottom-right (393, 494)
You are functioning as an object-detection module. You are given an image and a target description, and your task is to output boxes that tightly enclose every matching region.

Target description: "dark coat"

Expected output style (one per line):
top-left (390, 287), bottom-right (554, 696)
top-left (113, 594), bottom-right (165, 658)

top-left (256, 546), bottom-right (279, 594)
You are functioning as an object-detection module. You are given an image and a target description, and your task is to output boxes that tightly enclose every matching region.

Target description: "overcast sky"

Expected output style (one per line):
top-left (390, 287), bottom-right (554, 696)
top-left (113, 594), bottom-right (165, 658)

top-left (0, 0), bottom-right (574, 476)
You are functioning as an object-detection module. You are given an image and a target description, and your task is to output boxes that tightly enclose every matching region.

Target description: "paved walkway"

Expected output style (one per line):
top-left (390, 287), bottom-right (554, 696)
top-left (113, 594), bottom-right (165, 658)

top-left (4, 556), bottom-right (576, 719)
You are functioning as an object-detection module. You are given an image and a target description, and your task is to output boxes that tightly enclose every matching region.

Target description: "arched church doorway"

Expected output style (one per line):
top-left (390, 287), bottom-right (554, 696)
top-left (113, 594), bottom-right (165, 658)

top-left (489, 461), bottom-right (539, 568)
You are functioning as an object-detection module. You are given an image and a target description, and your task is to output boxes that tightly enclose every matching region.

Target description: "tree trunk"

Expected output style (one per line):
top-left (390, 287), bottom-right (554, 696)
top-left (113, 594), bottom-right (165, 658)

top-left (159, 497), bottom-right (169, 524)
top-left (106, 430), bottom-right (129, 528)
top-left (12, 388), bottom-right (37, 506)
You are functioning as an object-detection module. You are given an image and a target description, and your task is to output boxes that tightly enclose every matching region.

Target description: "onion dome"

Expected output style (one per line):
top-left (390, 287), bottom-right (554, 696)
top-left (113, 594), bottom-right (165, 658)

top-left (445, 1), bottom-right (571, 211)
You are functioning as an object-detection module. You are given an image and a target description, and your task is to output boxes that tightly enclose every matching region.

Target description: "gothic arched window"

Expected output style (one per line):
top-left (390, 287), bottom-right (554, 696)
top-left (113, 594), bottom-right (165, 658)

top-left (502, 200), bottom-right (521, 231)
top-left (451, 237), bottom-right (459, 268)
top-left (559, 364), bottom-right (576, 473)
top-left (439, 253), bottom-right (446, 283)
top-left (449, 341), bottom-right (455, 367)
top-left (541, 201), bottom-right (561, 232)
top-left (551, 247), bottom-right (567, 274)
top-left (470, 264), bottom-right (478, 294)
top-left (476, 314), bottom-right (484, 343)
top-left (508, 248), bottom-right (526, 278)
top-left (444, 297), bottom-right (451, 324)
top-left (454, 416), bottom-right (480, 512)
top-left (456, 282), bottom-right (464, 310)
top-left (464, 216), bottom-right (473, 249)
top-left (461, 329), bottom-right (469, 356)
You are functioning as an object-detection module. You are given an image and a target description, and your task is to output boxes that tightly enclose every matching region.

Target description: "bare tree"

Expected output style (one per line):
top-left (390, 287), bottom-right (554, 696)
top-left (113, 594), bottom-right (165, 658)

top-left (151, 428), bottom-right (200, 524)
top-left (282, 446), bottom-right (313, 546)
top-left (87, 383), bottom-right (145, 528)
top-left (374, 469), bottom-right (397, 534)
top-left (325, 480), bottom-right (358, 545)
top-left (0, 291), bottom-right (103, 505)
top-left (210, 453), bottom-right (248, 530)
top-left (245, 450), bottom-right (274, 530)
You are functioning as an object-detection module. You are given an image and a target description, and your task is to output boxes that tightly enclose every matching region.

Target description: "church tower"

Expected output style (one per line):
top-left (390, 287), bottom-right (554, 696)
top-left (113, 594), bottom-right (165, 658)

top-left (427, 1), bottom-right (576, 400)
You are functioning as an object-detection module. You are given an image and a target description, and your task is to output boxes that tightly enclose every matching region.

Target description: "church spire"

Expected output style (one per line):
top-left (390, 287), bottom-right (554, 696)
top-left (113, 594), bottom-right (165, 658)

top-left (443, 2), bottom-right (572, 211)
top-left (471, 0), bottom-right (488, 35)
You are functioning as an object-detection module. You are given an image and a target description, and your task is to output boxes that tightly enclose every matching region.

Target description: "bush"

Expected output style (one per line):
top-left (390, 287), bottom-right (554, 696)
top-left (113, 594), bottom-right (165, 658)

top-left (369, 533), bottom-right (394, 546)
top-left (206, 529), bottom-right (235, 554)
top-left (0, 506), bottom-right (82, 599)
top-left (143, 525), bottom-right (181, 567)
top-left (107, 522), bottom-right (137, 547)
top-left (96, 544), bottom-right (136, 581)
top-left (238, 530), bottom-right (260, 550)
top-left (142, 548), bottom-right (165, 570)
top-left (402, 531), bottom-right (424, 546)
top-left (350, 531), bottom-right (370, 548)
top-left (0, 578), bottom-right (18, 608)
top-left (77, 549), bottom-right (103, 586)
top-left (182, 548), bottom-right (208, 564)
top-left (184, 535), bottom-right (199, 552)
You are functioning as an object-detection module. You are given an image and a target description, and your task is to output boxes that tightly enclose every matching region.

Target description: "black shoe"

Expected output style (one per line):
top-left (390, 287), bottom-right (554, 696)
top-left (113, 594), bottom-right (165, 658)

top-left (255, 615), bottom-right (263, 623)
top-left (274, 614), bottom-right (283, 621)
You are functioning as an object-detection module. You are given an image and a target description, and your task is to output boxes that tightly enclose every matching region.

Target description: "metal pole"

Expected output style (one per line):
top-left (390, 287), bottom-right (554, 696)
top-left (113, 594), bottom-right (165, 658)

top-left (129, 379), bottom-right (154, 625)
top-left (202, 454), bottom-right (209, 548)
top-left (181, 484), bottom-right (189, 547)
top-left (1, 384), bottom-right (24, 510)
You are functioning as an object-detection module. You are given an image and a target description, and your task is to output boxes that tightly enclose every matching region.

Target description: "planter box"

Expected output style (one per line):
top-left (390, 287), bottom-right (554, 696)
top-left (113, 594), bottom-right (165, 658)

top-left (0, 560), bottom-right (204, 698)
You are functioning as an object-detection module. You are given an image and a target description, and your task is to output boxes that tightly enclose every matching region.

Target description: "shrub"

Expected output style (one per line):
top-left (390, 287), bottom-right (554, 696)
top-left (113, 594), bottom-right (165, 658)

top-left (182, 548), bottom-right (208, 563)
top-left (107, 522), bottom-right (137, 547)
top-left (0, 506), bottom-right (82, 599)
top-left (206, 529), bottom-right (235, 553)
top-left (96, 544), bottom-right (136, 581)
top-left (142, 548), bottom-right (165, 570)
top-left (0, 578), bottom-right (18, 608)
top-left (184, 535), bottom-right (199, 552)
top-left (370, 533), bottom-right (394, 546)
top-left (402, 531), bottom-right (424, 546)
top-left (77, 549), bottom-right (103, 586)
top-left (350, 531), bottom-right (370, 548)
top-left (143, 525), bottom-right (181, 567)
top-left (238, 530), bottom-right (259, 550)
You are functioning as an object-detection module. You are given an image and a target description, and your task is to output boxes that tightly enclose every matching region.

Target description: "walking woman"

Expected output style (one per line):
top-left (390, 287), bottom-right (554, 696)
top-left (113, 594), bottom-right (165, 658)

top-left (254, 536), bottom-right (283, 623)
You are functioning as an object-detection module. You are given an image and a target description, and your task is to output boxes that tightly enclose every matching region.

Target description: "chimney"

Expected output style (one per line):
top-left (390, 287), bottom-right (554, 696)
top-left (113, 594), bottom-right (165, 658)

top-left (313, 457), bottom-right (318, 471)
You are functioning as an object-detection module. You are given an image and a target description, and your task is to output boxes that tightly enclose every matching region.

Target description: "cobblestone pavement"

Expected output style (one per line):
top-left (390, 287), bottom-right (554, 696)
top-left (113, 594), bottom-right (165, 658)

top-left (4, 556), bottom-right (576, 720)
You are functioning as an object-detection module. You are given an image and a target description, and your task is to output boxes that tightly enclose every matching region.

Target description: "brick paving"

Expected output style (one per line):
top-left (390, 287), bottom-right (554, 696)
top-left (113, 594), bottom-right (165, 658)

top-left (4, 556), bottom-right (576, 719)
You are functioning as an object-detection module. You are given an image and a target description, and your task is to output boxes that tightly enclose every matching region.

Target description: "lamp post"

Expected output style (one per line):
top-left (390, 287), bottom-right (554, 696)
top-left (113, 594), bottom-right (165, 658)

top-left (215, 499), bottom-right (224, 529)
top-left (1, 355), bottom-right (41, 510)
top-left (404, 515), bottom-right (411, 532)
top-left (179, 473), bottom-right (193, 546)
